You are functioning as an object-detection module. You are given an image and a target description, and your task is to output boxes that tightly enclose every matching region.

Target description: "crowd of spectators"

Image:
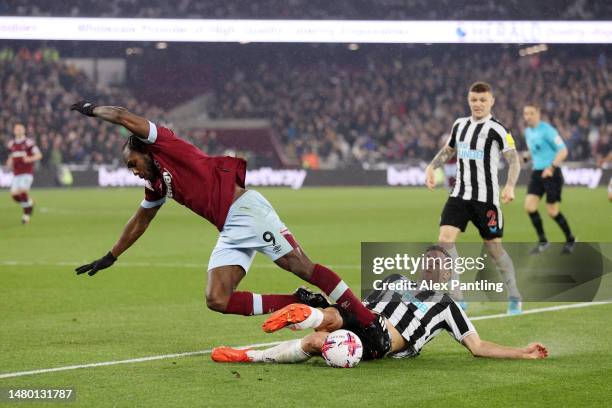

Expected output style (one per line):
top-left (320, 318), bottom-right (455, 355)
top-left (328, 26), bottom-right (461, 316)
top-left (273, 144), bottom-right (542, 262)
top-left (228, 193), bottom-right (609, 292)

top-left (0, 47), bottom-right (170, 169)
top-left (212, 50), bottom-right (611, 169)
top-left (1, 46), bottom-right (610, 171)
top-left (0, 47), bottom-right (243, 170)
top-left (2, 0), bottom-right (609, 20)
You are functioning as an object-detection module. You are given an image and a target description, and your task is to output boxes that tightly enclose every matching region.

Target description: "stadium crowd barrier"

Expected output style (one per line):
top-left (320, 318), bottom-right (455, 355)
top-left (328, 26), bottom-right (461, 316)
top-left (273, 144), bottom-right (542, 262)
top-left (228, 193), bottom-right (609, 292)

top-left (1, 166), bottom-right (610, 189)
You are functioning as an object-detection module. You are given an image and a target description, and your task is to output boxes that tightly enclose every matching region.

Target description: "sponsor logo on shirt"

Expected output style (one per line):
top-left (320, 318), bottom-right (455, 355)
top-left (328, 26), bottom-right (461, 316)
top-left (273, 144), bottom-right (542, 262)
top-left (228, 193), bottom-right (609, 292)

top-left (162, 170), bottom-right (173, 198)
top-left (457, 142), bottom-right (484, 160)
top-left (400, 290), bottom-right (429, 314)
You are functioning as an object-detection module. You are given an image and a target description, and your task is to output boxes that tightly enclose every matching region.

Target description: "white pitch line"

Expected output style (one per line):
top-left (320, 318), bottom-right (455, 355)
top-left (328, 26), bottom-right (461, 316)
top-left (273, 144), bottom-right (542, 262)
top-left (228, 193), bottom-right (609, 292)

top-left (0, 301), bottom-right (610, 380)
top-left (470, 301), bottom-right (612, 321)
top-left (0, 260), bottom-right (358, 270)
top-left (0, 341), bottom-right (284, 380)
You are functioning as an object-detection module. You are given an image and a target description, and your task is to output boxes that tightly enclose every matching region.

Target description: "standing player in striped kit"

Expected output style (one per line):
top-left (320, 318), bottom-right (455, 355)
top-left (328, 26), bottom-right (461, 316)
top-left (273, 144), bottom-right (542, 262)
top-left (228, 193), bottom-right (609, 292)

top-left (424, 82), bottom-right (523, 315)
top-left (522, 103), bottom-right (576, 254)
top-left (6, 123), bottom-right (42, 224)
top-left (211, 246), bottom-right (548, 364)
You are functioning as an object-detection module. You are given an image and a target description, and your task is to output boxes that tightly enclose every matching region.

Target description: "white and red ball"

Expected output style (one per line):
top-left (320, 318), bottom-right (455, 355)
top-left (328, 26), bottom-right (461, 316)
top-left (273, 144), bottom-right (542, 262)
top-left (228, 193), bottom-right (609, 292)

top-left (321, 329), bottom-right (363, 368)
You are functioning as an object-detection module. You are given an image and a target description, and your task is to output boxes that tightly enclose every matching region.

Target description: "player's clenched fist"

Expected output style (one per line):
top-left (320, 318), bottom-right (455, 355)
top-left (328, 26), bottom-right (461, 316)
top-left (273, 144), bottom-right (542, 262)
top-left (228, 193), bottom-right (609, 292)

top-left (70, 100), bottom-right (98, 117)
top-left (75, 251), bottom-right (117, 276)
top-left (524, 343), bottom-right (549, 359)
top-left (501, 185), bottom-right (515, 204)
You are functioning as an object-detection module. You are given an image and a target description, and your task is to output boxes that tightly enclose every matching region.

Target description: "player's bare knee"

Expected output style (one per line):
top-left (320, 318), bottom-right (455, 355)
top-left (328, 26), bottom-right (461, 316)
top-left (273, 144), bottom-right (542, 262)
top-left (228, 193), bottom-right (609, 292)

top-left (483, 239), bottom-right (503, 259)
top-left (205, 293), bottom-right (229, 313)
top-left (312, 307), bottom-right (342, 332)
top-left (524, 195), bottom-right (539, 213)
top-left (438, 233), bottom-right (454, 243)
top-left (546, 206), bottom-right (559, 217)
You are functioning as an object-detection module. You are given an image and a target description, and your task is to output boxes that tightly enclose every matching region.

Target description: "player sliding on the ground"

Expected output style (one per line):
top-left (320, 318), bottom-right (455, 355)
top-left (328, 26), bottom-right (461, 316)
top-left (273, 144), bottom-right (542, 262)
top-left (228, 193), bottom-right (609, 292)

top-left (424, 82), bottom-right (522, 315)
top-left (70, 101), bottom-right (390, 358)
top-left (212, 246), bottom-right (549, 364)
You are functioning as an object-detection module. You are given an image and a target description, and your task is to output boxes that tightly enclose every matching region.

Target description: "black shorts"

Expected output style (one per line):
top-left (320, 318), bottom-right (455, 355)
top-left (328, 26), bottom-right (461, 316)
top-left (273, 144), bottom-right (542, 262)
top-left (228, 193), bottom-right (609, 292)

top-left (330, 305), bottom-right (380, 361)
top-left (527, 168), bottom-right (563, 203)
top-left (440, 197), bottom-right (503, 240)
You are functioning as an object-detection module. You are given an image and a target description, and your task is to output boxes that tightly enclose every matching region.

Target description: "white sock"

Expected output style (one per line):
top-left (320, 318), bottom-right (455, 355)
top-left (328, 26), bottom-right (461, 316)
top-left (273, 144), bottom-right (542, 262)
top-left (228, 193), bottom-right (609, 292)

top-left (247, 339), bottom-right (310, 363)
top-left (289, 307), bottom-right (324, 330)
top-left (252, 294), bottom-right (263, 315)
top-left (496, 251), bottom-right (521, 300)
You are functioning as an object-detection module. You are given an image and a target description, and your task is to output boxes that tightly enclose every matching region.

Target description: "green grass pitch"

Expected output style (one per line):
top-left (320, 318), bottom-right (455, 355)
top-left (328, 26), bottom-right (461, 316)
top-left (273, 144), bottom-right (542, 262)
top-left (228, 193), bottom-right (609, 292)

top-left (1, 187), bottom-right (610, 407)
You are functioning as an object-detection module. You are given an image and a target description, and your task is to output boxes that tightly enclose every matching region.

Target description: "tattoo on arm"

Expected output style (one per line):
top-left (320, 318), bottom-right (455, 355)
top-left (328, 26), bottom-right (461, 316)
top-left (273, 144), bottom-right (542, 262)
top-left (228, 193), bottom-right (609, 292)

top-left (429, 146), bottom-right (456, 169)
top-left (503, 149), bottom-right (521, 188)
top-left (92, 106), bottom-right (127, 125)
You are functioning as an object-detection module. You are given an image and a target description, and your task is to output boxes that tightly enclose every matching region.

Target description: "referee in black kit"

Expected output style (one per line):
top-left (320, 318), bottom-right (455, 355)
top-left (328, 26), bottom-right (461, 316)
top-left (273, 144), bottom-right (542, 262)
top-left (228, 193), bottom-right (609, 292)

top-left (425, 82), bottom-right (523, 315)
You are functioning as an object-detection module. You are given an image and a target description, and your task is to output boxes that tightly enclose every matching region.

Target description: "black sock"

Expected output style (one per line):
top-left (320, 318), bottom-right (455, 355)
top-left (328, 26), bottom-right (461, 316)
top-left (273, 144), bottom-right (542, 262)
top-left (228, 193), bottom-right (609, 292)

top-left (553, 212), bottom-right (574, 242)
top-left (528, 211), bottom-right (547, 242)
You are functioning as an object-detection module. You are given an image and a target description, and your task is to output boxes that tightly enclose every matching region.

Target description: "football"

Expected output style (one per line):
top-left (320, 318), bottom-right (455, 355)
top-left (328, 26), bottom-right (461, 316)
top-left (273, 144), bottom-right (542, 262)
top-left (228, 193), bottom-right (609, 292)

top-left (321, 330), bottom-right (363, 368)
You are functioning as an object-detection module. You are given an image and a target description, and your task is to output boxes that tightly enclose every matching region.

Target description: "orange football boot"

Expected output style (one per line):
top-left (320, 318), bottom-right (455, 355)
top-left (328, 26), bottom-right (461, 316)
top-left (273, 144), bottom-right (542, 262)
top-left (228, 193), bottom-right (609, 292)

top-left (211, 347), bottom-right (253, 363)
top-left (262, 303), bottom-right (312, 333)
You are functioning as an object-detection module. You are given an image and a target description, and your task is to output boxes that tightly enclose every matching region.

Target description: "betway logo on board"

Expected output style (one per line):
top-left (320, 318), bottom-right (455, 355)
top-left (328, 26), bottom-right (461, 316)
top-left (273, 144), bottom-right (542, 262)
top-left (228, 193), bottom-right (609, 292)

top-left (96, 167), bottom-right (307, 188)
top-left (246, 168), bottom-right (307, 189)
top-left (387, 166), bottom-right (427, 186)
top-left (561, 167), bottom-right (602, 189)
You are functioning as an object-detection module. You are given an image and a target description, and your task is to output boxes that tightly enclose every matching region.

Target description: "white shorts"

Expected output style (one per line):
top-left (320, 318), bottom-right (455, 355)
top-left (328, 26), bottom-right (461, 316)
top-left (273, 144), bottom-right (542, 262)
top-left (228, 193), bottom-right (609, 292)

top-left (11, 174), bottom-right (34, 193)
top-left (207, 190), bottom-right (296, 273)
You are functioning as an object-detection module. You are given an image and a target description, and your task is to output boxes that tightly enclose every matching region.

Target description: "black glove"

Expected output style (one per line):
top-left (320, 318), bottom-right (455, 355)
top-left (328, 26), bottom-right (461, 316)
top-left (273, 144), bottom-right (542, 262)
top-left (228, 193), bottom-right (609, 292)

top-left (75, 251), bottom-right (117, 276)
top-left (70, 100), bottom-right (98, 117)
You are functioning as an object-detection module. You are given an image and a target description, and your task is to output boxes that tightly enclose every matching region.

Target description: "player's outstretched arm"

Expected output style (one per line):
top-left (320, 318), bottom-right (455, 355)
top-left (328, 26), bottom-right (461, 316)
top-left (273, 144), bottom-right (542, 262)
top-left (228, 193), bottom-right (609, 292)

top-left (75, 206), bottom-right (160, 276)
top-left (501, 149), bottom-right (521, 203)
top-left (462, 333), bottom-right (548, 359)
top-left (110, 205), bottom-right (160, 259)
top-left (70, 101), bottom-right (150, 139)
top-left (425, 146), bottom-right (456, 190)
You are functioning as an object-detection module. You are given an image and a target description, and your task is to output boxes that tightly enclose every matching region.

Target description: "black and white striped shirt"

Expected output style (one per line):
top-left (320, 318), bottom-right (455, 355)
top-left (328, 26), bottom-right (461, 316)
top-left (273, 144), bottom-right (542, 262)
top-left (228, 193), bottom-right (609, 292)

top-left (364, 275), bottom-right (476, 356)
top-left (447, 114), bottom-right (515, 206)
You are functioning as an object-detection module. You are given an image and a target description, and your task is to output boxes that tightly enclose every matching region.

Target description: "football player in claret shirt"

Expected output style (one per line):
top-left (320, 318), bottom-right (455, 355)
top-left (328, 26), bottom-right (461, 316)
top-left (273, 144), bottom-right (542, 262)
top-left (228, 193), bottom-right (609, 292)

top-left (6, 123), bottom-right (42, 224)
top-left (70, 101), bottom-right (390, 358)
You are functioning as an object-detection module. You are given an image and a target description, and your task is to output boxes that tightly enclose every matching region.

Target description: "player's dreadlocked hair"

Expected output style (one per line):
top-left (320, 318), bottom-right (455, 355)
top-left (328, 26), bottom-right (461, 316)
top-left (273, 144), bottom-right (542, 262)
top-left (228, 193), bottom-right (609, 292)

top-left (122, 134), bottom-right (149, 155)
